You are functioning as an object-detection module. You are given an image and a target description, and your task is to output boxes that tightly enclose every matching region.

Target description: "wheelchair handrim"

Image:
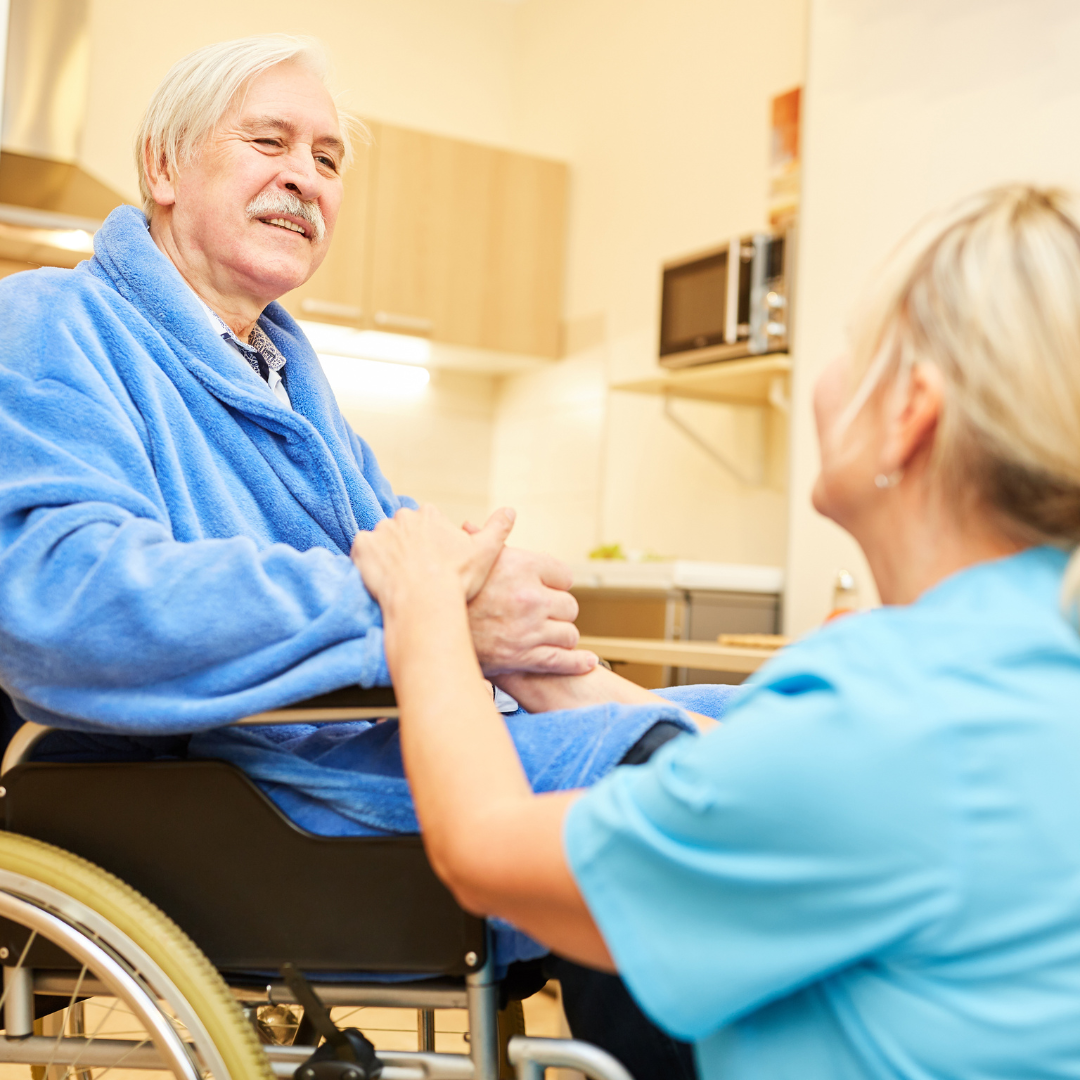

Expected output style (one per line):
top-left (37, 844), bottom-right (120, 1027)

top-left (0, 865), bottom-right (229, 1078)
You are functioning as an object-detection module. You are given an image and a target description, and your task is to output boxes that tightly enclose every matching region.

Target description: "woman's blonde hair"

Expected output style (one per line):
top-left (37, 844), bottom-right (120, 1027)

top-left (134, 35), bottom-right (358, 218)
top-left (847, 185), bottom-right (1080, 618)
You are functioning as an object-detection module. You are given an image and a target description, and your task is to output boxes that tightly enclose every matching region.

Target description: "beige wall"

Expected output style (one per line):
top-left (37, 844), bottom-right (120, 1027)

top-left (489, 350), bottom-right (607, 558)
top-left (333, 368), bottom-right (498, 529)
top-left (82, 0), bottom-right (522, 202)
top-left (495, 0), bottom-right (807, 562)
top-left (81, 0), bottom-right (807, 560)
top-left (786, 0), bottom-right (1080, 633)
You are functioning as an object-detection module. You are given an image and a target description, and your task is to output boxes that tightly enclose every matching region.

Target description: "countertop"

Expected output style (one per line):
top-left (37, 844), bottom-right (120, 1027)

top-left (570, 560), bottom-right (784, 594)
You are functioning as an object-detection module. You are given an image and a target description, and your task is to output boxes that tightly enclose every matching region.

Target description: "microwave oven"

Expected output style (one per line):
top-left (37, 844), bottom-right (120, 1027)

top-left (658, 227), bottom-right (795, 369)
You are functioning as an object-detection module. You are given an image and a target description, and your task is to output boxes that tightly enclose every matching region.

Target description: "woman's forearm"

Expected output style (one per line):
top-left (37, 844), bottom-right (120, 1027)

top-left (382, 574), bottom-right (532, 858)
top-left (381, 573), bottom-right (614, 969)
top-left (496, 666), bottom-right (719, 731)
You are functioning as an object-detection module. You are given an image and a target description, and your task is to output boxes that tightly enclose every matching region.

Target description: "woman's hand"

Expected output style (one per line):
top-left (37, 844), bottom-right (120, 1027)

top-left (351, 504), bottom-right (516, 610)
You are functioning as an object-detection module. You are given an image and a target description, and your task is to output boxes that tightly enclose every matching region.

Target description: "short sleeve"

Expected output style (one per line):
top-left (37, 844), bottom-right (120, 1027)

top-left (563, 672), bottom-right (958, 1042)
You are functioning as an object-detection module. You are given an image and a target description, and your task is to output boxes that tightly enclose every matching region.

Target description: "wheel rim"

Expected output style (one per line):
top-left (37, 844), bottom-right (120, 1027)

top-left (0, 867), bottom-right (232, 1078)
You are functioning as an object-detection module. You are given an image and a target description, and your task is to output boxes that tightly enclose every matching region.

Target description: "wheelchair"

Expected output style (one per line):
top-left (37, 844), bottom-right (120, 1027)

top-left (0, 685), bottom-right (636, 1080)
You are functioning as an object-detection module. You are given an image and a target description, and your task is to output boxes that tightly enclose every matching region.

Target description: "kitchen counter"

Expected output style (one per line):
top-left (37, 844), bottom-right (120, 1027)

top-left (570, 559), bottom-right (783, 593)
top-left (578, 635), bottom-right (777, 675)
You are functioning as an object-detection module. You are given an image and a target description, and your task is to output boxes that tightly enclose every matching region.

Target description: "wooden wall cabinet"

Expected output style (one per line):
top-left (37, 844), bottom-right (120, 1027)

top-left (279, 132), bottom-right (376, 326)
top-left (281, 122), bottom-right (568, 358)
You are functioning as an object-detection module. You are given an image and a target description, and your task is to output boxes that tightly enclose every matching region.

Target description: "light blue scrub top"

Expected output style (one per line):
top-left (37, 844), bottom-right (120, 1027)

top-left (565, 547), bottom-right (1080, 1080)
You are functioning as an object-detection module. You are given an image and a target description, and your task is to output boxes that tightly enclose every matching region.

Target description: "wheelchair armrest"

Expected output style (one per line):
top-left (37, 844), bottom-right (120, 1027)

top-left (236, 684), bottom-right (398, 724)
top-left (1, 685), bottom-right (399, 775)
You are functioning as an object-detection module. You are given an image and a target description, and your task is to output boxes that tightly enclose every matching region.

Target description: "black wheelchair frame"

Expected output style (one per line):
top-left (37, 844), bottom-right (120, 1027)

top-left (0, 686), bottom-right (635, 1080)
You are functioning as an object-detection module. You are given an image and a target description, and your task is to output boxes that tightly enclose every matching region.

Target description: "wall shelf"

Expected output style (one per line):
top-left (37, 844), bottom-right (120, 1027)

top-left (612, 354), bottom-right (791, 408)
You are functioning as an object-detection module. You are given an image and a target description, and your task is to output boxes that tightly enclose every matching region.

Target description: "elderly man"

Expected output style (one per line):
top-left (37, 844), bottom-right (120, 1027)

top-left (0, 35), bottom-right (722, 1079)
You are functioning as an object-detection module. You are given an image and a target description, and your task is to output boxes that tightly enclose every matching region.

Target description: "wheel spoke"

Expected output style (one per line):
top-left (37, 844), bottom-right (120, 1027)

top-left (43, 965), bottom-right (90, 1076)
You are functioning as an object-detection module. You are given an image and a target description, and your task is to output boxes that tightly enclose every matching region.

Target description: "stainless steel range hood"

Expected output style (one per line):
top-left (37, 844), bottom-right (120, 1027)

top-left (0, 0), bottom-right (128, 268)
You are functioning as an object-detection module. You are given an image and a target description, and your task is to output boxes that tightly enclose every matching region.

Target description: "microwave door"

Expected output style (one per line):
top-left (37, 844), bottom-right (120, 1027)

top-left (724, 237), bottom-right (739, 345)
top-left (659, 251), bottom-right (728, 357)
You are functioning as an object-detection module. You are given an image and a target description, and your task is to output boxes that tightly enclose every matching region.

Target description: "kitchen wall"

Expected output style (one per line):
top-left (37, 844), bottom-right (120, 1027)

top-left (497, 0), bottom-right (806, 562)
top-left (80, 0), bottom-right (807, 566)
top-left (786, 0), bottom-right (1080, 633)
top-left (81, 0), bottom-right (524, 198)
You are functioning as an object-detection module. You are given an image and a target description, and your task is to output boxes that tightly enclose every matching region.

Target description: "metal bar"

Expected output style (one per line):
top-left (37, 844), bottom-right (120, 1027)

top-left (230, 980), bottom-right (469, 1010)
top-left (662, 395), bottom-right (763, 487)
top-left (266, 1045), bottom-right (474, 1079)
top-left (508, 1037), bottom-right (636, 1080)
top-left (3, 965), bottom-right (32, 1037)
top-left (272, 1064), bottom-right (431, 1080)
top-left (33, 972), bottom-right (109, 998)
top-left (418, 1008), bottom-right (436, 1052)
top-left (0, 1036), bottom-right (165, 1069)
top-left (465, 945), bottom-right (498, 1080)
top-left (1, 722), bottom-right (50, 776)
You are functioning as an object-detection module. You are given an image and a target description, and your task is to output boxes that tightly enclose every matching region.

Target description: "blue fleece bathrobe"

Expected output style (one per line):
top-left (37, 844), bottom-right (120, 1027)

top-left (0, 206), bottom-right (736, 966)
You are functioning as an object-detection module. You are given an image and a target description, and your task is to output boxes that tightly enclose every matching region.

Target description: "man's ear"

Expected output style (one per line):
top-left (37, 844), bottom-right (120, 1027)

top-left (142, 141), bottom-right (177, 208)
top-left (880, 360), bottom-right (944, 474)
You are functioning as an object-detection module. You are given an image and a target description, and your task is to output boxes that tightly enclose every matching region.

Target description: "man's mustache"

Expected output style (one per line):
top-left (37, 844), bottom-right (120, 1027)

top-left (246, 191), bottom-right (326, 243)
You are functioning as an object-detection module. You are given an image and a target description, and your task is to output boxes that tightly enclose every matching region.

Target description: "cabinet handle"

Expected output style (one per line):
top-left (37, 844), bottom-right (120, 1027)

top-left (375, 311), bottom-right (434, 334)
top-left (301, 298), bottom-right (363, 319)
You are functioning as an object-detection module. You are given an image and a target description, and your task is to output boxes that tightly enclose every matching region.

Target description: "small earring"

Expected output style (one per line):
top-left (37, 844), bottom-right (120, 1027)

top-left (874, 470), bottom-right (903, 489)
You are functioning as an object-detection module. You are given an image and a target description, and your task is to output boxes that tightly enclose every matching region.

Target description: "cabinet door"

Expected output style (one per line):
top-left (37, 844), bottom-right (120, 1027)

top-left (367, 123), bottom-right (492, 345)
top-left (484, 148), bottom-right (567, 358)
top-left (368, 124), bottom-right (568, 356)
top-left (278, 126), bottom-right (376, 327)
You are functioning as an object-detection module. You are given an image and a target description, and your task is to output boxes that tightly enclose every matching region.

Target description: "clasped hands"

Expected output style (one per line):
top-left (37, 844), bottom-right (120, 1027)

top-left (350, 504), bottom-right (597, 678)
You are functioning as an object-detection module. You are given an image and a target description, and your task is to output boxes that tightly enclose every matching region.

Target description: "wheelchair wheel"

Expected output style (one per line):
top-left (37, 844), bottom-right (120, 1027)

top-left (0, 831), bottom-right (273, 1079)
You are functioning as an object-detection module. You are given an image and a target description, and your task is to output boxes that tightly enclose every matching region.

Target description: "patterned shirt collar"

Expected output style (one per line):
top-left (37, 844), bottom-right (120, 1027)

top-left (198, 300), bottom-right (286, 377)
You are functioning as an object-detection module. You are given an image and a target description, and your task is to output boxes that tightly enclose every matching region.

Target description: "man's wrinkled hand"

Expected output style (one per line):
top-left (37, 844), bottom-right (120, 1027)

top-left (351, 505), bottom-right (514, 610)
top-left (464, 541), bottom-right (598, 677)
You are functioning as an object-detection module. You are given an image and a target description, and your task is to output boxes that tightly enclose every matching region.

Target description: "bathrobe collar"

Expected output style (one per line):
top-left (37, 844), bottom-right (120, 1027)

top-left (85, 204), bottom-right (391, 545)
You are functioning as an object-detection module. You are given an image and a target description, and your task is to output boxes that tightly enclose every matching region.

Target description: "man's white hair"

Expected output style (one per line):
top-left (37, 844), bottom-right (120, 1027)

top-left (134, 35), bottom-right (355, 218)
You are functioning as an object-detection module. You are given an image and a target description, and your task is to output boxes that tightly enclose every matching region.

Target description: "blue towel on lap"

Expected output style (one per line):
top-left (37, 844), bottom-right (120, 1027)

top-left (189, 701), bottom-right (708, 837)
top-left (652, 682), bottom-right (744, 716)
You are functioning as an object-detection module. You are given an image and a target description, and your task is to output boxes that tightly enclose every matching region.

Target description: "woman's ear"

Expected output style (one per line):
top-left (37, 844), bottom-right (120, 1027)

top-left (880, 361), bottom-right (945, 475)
top-left (142, 142), bottom-right (177, 208)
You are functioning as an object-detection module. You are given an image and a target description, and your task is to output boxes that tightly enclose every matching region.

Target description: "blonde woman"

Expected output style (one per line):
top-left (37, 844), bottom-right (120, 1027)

top-left (350, 185), bottom-right (1080, 1080)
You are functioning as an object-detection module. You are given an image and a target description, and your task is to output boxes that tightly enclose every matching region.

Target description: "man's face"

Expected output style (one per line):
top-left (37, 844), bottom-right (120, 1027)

top-left (158, 61), bottom-right (345, 307)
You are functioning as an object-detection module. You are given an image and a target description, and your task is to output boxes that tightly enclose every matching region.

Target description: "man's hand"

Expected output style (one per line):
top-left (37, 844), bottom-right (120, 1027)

top-left (351, 505), bottom-right (514, 610)
top-left (464, 539), bottom-right (597, 677)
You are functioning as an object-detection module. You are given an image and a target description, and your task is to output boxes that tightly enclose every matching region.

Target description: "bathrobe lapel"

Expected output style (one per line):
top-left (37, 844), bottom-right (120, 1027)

top-left (88, 206), bottom-right (387, 551)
